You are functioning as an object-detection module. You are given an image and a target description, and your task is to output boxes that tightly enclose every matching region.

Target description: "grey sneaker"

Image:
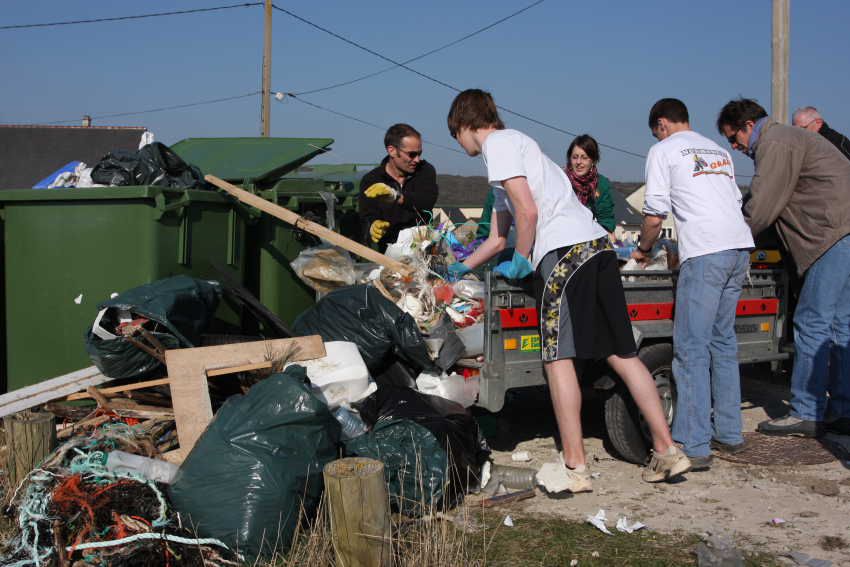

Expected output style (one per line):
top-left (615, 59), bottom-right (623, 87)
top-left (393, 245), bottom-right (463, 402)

top-left (537, 461), bottom-right (593, 493)
top-left (688, 455), bottom-right (712, 471)
top-left (758, 415), bottom-right (824, 438)
top-left (710, 439), bottom-right (747, 454)
top-left (642, 446), bottom-right (692, 483)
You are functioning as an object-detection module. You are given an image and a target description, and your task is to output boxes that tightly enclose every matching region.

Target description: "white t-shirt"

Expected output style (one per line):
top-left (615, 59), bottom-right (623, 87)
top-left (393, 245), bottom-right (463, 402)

top-left (482, 129), bottom-right (607, 268)
top-left (643, 130), bottom-right (754, 263)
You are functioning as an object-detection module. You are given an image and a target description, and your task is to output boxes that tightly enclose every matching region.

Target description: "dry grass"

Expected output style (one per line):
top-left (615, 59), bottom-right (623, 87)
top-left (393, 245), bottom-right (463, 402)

top-left (261, 487), bottom-right (480, 567)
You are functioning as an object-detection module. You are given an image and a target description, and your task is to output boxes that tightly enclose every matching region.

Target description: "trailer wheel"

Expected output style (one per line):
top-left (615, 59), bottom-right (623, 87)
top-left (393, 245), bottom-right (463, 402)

top-left (604, 343), bottom-right (676, 464)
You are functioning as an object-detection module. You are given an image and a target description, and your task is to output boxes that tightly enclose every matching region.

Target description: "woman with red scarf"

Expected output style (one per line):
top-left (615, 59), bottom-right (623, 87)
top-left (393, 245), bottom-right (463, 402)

top-left (565, 135), bottom-right (616, 237)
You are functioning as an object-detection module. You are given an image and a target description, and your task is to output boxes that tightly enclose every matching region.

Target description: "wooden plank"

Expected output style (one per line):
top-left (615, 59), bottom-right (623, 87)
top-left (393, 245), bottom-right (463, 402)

top-left (0, 366), bottom-right (111, 419)
top-left (166, 336), bottom-right (326, 462)
top-left (65, 361), bottom-right (273, 401)
top-left (66, 378), bottom-right (171, 401)
top-left (207, 174), bottom-right (413, 277)
top-left (207, 361), bottom-right (273, 377)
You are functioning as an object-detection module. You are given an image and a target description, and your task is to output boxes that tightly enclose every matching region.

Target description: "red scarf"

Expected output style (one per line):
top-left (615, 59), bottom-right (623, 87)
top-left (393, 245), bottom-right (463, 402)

top-left (565, 165), bottom-right (598, 206)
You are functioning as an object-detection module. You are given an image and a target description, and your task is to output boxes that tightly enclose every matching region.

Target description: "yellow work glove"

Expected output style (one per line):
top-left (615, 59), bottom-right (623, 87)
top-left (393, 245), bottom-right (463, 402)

top-left (364, 182), bottom-right (399, 201)
top-left (370, 219), bottom-right (391, 243)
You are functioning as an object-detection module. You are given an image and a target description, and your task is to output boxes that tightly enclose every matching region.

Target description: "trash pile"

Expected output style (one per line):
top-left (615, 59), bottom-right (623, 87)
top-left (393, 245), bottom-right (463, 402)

top-left (290, 222), bottom-right (488, 406)
top-left (36, 142), bottom-right (207, 191)
top-left (2, 250), bottom-right (491, 563)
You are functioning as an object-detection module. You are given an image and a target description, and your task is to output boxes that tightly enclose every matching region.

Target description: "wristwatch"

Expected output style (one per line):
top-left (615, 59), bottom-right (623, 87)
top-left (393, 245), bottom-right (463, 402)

top-left (637, 243), bottom-right (652, 254)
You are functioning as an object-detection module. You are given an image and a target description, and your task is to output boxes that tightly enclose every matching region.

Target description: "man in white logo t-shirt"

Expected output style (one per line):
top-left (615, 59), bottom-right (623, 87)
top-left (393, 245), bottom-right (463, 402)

top-left (633, 98), bottom-right (754, 471)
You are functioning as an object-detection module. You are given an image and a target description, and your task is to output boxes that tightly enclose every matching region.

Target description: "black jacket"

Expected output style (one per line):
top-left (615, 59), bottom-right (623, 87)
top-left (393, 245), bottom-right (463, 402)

top-left (358, 158), bottom-right (438, 250)
top-left (819, 122), bottom-right (850, 162)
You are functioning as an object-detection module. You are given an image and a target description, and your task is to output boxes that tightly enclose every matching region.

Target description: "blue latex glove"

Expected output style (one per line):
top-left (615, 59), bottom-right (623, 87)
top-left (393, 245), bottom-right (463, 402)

top-left (446, 262), bottom-right (471, 281)
top-left (494, 252), bottom-right (533, 279)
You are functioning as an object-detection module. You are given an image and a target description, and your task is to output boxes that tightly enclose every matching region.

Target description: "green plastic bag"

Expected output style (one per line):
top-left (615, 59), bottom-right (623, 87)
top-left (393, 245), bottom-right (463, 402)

top-left (84, 275), bottom-right (221, 379)
top-left (169, 365), bottom-right (340, 561)
top-left (344, 419), bottom-right (448, 516)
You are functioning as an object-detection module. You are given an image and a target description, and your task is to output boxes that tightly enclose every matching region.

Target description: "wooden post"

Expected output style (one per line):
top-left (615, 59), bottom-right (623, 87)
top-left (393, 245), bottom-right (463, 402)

top-left (324, 458), bottom-right (391, 567)
top-left (261, 0), bottom-right (272, 136)
top-left (772, 0), bottom-right (790, 123)
top-left (4, 410), bottom-right (57, 489)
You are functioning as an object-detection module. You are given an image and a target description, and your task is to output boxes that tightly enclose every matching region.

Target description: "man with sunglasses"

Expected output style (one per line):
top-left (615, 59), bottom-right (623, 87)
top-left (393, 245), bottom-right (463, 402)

top-left (792, 106), bottom-right (850, 162)
top-left (633, 98), bottom-right (754, 471)
top-left (358, 123), bottom-right (439, 251)
top-left (717, 98), bottom-right (850, 438)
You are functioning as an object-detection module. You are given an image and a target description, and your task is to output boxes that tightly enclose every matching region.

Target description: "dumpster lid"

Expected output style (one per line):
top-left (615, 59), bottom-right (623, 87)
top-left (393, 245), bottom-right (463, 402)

top-left (170, 137), bottom-right (334, 184)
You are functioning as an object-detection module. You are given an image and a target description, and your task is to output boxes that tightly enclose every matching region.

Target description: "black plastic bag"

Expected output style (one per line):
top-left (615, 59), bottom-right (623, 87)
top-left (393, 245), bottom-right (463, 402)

top-left (90, 142), bottom-right (206, 188)
top-left (169, 365), bottom-right (340, 561)
top-left (355, 386), bottom-right (490, 504)
top-left (344, 419), bottom-right (447, 516)
top-left (84, 275), bottom-right (221, 379)
top-left (292, 284), bottom-right (435, 376)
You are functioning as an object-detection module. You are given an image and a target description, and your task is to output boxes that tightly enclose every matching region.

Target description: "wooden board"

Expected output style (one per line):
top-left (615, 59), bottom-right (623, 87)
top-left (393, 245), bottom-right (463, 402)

top-left (66, 378), bottom-right (171, 401)
top-left (207, 174), bottom-right (413, 277)
top-left (165, 336), bottom-right (326, 461)
top-left (0, 366), bottom-right (110, 419)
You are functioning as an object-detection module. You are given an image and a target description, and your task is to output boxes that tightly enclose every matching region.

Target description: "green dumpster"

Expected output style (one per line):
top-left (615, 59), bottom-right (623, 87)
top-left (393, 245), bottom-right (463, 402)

top-left (0, 186), bottom-right (246, 392)
top-left (172, 138), bottom-right (364, 326)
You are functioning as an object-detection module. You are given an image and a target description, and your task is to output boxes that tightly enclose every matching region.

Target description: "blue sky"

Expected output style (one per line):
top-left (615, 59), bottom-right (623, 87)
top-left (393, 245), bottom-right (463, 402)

top-left (2, 1), bottom-right (849, 182)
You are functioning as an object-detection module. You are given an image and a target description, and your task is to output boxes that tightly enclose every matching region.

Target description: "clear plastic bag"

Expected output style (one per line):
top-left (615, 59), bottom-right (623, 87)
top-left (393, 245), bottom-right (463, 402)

top-left (290, 246), bottom-right (356, 293)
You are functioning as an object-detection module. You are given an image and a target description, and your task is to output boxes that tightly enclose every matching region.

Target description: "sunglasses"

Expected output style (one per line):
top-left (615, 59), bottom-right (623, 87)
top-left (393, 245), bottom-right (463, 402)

top-left (396, 149), bottom-right (422, 159)
top-left (725, 129), bottom-right (739, 145)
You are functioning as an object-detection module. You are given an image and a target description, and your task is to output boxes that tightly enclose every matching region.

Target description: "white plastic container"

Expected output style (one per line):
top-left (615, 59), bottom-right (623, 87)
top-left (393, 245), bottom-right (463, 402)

top-left (416, 372), bottom-right (479, 408)
top-left (288, 341), bottom-right (375, 408)
top-left (454, 323), bottom-right (484, 357)
top-left (106, 450), bottom-right (179, 484)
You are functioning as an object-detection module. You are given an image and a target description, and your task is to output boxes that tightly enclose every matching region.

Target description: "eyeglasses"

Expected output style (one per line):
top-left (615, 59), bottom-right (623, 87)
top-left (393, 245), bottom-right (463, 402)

top-left (396, 149), bottom-right (422, 159)
top-left (725, 129), bottom-right (740, 145)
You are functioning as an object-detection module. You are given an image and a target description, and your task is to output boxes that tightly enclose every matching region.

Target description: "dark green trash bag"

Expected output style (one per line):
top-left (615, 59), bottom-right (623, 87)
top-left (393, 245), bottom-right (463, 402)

top-left (344, 419), bottom-right (448, 517)
top-left (84, 275), bottom-right (221, 379)
top-left (169, 365), bottom-right (340, 561)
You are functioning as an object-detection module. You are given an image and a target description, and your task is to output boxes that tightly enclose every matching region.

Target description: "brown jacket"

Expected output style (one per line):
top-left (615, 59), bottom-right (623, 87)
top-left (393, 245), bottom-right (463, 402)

top-left (744, 118), bottom-right (850, 274)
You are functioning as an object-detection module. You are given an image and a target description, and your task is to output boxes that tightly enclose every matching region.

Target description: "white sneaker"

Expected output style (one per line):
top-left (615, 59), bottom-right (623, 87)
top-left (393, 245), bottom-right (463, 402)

top-left (537, 461), bottom-right (592, 493)
top-left (642, 445), bottom-right (691, 483)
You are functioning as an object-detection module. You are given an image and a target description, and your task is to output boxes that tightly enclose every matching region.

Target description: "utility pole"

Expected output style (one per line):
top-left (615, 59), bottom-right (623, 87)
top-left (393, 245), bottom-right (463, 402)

top-left (772, 0), bottom-right (790, 124)
top-left (261, 0), bottom-right (272, 136)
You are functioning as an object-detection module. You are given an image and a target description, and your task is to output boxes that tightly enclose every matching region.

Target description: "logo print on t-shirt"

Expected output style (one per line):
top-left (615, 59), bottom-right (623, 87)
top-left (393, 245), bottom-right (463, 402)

top-left (686, 150), bottom-right (733, 178)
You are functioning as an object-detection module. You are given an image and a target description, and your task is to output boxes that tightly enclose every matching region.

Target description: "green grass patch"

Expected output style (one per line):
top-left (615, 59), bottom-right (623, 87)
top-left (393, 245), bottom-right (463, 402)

top-left (467, 511), bottom-right (781, 567)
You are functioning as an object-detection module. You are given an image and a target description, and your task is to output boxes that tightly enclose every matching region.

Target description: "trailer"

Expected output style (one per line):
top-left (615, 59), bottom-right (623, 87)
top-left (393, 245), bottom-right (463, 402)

top-left (474, 259), bottom-right (791, 464)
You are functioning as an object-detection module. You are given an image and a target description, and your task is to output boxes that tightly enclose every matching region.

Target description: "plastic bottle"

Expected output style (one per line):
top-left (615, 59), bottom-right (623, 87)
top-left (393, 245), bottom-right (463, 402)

top-left (333, 406), bottom-right (369, 440)
top-left (106, 450), bottom-right (179, 484)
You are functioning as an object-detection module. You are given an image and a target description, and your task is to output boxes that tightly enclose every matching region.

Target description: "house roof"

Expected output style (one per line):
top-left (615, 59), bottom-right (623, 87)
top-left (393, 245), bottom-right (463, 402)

top-left (0, 124), bottom-right (147, 189)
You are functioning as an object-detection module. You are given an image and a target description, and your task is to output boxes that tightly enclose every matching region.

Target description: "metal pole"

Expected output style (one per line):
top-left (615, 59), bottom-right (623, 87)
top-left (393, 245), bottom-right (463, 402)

top-left (772, 0), bottom-right (790, 124)
top-left (261, 0), bottom-right (272, 136)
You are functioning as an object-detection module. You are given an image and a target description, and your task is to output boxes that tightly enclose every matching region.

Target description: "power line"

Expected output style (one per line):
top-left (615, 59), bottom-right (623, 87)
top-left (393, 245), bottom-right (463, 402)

top-left (0, 2), bottom-right (261, 31)
top-left (284, 93), bottom-right (466, 155)
top-left (292, 0), bottom-right (545, 96)
top-left (272, 3), bottom-right (646, 160)
top-left (44, 91), bottom-right (260, 125)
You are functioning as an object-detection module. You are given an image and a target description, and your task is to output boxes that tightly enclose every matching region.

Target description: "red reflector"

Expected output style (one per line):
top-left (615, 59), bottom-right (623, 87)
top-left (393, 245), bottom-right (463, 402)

top-left (499, 308), bottom-right (538, 329)
top-left (736, 298), bottom-right (779, 315)
top-left (628, 303), bottom-right (674, 321)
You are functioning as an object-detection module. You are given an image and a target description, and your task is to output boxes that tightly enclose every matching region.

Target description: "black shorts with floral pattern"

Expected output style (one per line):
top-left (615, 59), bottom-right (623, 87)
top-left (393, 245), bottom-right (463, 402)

top-left (536, 238), bottom-right (636, 362)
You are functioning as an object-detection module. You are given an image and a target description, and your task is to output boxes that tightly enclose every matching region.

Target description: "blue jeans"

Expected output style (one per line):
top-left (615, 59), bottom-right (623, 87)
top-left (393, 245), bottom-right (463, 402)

top-left (790, 234), bottom-right (850, 422)
top-left (672, 249), bottom-right (750, 458)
